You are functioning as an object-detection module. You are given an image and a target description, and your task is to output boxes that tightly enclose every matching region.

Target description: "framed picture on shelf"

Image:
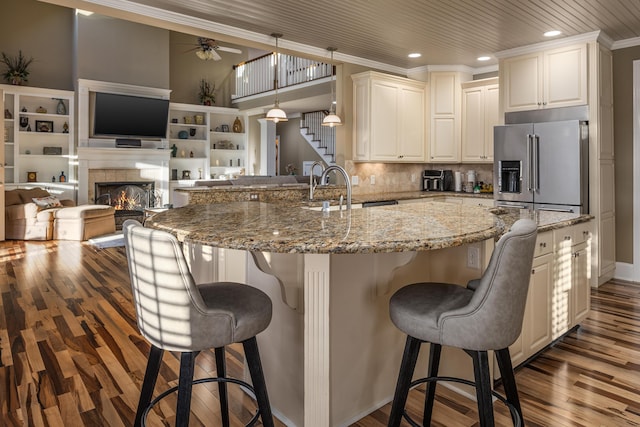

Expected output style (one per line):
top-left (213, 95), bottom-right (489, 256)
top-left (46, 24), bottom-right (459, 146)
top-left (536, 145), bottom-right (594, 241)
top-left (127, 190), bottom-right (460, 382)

top-left (221, 124), bottom-right (229, 132)
top-left (35, 120), bottom-right (54, 133)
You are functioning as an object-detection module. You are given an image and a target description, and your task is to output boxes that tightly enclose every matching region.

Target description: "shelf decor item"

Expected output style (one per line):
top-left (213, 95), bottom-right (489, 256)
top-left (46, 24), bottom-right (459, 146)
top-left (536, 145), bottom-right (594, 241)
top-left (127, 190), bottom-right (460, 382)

top-left (198, 79), bottom-right (215, 105)
top-left (233, 117), bottom-right (243, 133)
top-left (27, 171), bottom-right (37, 182)
top-left (221, 124), bottom-right (229, 132)
top-left (59, 171), bottom-right (66, 182)
top-left (43, 146), bottom-right (62, 155)
top-left (35, 120), bottom-right (53, 133)
top-left (4, 108), bottom-right (12, 119)
top-left (1, 50), bottom-right (34, 85)
top-left (55, 98), bottom-right (67, 115)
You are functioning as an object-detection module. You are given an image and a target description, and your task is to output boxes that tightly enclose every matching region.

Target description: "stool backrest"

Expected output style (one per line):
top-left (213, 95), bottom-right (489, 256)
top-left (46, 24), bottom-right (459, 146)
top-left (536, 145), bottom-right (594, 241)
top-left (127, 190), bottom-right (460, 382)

top-left (123, 219), bottom-right (211, 352)
top-left (440, 219), bottom-right (538, 350)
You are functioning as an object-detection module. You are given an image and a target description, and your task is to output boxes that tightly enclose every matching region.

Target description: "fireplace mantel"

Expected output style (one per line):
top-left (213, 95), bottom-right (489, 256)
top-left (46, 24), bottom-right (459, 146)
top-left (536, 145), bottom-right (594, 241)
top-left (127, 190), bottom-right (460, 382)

top-left (77, 147), bottom-right (170, 205)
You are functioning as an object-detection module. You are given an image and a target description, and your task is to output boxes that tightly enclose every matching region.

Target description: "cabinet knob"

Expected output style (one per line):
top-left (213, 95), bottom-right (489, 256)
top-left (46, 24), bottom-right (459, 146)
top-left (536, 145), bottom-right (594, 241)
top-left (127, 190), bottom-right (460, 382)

top-left (542, 102), bottom-right (547, 106)
top-left (531, 269), bottom-right (536, 274)
top-left (537, 102), bottom-right (542, 106)
top-left (564, 236), bottom-right (571, 241)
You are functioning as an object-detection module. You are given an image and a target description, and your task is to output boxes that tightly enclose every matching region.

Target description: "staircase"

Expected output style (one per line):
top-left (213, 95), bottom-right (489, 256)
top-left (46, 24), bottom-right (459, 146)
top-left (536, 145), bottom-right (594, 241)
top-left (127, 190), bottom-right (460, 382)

top-left (300, 111), bottom-right (336, 165)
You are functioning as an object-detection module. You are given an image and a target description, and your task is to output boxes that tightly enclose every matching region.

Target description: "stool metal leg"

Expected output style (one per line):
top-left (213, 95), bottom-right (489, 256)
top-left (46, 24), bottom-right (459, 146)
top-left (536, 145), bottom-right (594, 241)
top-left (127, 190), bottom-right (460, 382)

top-left (243, 337), bottom-right (274, 427)
top-left (135, 345), bottom-right (164, 427)
top-left (388, 336), bottom-right (422, 427)
top-left (214, 347), bottom-right (230, 427)
top-left (495, 348), bottom-right (524, 425)
top-left (423, 342), bottom-right (442, 426)
top-left (176, 351), bottom-right (197, 427)
top-left (470, 350), bottom-right (495, 427)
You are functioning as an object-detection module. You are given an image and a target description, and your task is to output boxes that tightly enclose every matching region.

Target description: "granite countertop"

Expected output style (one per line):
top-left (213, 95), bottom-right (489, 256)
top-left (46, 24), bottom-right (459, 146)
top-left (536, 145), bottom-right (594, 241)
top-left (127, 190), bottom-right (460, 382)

top-left (148, 198), bottom-right (592, 254)
top-left (147, 200), bottom-right (504, 254)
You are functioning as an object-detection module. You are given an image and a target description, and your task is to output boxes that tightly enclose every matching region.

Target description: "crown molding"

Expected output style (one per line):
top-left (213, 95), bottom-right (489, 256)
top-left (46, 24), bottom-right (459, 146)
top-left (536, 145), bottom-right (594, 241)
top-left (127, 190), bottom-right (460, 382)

top-left (612, 36), bottom-right (640, 50)
top-left (495, 31), bottom-right (603, 59)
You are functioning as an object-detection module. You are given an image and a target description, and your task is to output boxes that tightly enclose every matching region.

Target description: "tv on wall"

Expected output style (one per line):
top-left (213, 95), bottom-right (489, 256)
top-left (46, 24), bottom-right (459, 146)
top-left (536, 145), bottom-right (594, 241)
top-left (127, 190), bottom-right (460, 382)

top-left (92, 92), bottom-right (170, 141)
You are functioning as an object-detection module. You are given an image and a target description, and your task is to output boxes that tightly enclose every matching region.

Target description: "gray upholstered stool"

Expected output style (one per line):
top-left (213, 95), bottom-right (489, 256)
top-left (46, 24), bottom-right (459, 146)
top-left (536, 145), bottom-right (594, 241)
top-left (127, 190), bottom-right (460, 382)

top-left (388, 219), bottom-right (538, 427)
top-left (123, 220), bottom-right (274, 427)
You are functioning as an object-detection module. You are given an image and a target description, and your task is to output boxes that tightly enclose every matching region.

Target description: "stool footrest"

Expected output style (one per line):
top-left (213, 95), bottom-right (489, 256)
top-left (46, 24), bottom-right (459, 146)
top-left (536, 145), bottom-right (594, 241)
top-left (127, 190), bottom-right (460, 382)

top-left (141, 376), bottom-right (261, 427)
top-left (404, 376), bottom-right (522, 427)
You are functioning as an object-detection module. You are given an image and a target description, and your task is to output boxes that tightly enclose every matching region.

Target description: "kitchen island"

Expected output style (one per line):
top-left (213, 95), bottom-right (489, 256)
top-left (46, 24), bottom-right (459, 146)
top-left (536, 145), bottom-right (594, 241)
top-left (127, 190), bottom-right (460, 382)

top-left (146, 201), bottom-right (591, 426)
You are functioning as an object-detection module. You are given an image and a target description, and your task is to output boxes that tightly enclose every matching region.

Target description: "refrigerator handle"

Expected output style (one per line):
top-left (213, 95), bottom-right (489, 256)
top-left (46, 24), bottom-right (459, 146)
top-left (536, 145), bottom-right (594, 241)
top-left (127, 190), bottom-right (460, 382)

top-left (533, 134), bottom-right (540, 192)
top-left (526, 134), bottom-right (533, 192)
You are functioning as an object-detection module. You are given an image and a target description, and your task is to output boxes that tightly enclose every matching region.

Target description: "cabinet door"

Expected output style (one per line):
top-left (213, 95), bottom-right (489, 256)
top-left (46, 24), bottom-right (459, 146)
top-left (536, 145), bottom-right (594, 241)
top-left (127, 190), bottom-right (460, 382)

top-left (528, 254), bottom-right (553, 354)
top-left (398, 85), bottom-right (425, 161)
top-left (483, 84), bottom-right (500, 162)
top-left (502, 53), bottom-right (542, 112)
top-left (544, 44), bottom-right (587, 108)
top-left (370, 81), bottom-right (399, 160)
top-left (552, 229), bottom-right (573, 339)
top-left (429, 72), bottom-right (460, 162)
top-left (572, 243), bottom-right (590, 324)
top-left (461, 87), bottom-right (484, 162)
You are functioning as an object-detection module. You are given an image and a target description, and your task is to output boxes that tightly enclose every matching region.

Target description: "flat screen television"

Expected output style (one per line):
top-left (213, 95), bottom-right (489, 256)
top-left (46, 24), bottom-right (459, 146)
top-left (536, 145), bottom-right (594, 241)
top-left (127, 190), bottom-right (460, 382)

top-left (92, 92), bottom-right (169, 140)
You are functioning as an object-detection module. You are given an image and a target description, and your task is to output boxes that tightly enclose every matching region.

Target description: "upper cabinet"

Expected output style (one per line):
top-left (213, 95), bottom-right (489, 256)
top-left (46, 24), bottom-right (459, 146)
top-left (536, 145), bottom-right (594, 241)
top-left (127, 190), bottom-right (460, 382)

top-left (352, 71), bottom-right (426, 162)
top-left (428, 71), bottom-right (471, 163)
top-left (461, 78), bottom-right (500, 163)
top-left (501, 43), bottom-right (587, 112)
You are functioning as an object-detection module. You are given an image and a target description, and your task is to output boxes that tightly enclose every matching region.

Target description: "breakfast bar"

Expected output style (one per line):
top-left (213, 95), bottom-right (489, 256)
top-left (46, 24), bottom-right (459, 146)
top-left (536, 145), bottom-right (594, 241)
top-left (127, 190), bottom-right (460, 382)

top-left (146, 201), bottom-right (591, 426)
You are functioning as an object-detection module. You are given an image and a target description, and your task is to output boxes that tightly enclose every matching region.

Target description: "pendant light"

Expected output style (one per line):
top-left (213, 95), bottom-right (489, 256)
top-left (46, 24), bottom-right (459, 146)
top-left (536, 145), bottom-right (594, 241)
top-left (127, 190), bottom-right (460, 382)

top-left (266, 33), bottom-right (288, 123)
top-left (322, 47), bottom-right (342, 127)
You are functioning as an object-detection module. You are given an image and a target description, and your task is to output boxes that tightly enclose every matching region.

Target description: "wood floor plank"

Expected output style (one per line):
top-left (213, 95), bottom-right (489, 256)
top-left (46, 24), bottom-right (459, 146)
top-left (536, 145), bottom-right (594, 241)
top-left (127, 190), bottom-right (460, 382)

top-left (2, 239), bottom-right (640, 426)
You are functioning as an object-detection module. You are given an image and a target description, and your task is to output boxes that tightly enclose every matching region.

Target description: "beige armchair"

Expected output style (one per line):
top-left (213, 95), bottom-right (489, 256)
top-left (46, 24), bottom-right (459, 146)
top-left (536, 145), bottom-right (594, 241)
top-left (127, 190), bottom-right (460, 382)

top-left (5, 188), bottom-right (75, 240)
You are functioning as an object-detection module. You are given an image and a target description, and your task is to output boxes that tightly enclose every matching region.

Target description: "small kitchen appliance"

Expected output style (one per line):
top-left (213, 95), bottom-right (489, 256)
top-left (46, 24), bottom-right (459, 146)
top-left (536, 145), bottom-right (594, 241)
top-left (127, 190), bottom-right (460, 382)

top-left (422, 170), bottom-right (453, 191)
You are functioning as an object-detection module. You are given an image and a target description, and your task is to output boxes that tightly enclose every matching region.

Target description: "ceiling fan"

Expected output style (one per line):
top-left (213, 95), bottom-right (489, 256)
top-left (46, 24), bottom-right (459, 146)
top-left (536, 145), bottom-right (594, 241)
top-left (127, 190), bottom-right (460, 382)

top-left (192, 37), bottom-right (242, 61)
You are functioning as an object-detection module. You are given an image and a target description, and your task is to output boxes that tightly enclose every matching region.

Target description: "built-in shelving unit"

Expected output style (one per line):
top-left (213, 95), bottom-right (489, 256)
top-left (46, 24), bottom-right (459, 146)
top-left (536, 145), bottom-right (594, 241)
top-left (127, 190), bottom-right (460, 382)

top-left (1, 84), bottom-right (76, 201)
top-left (168, 103), bottom-right (247, 181)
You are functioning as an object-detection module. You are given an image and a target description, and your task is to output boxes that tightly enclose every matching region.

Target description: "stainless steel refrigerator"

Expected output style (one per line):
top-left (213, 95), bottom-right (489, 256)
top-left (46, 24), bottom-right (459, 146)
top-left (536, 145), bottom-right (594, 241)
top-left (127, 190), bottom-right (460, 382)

top-left (493, 107), bottom-right (589, 213)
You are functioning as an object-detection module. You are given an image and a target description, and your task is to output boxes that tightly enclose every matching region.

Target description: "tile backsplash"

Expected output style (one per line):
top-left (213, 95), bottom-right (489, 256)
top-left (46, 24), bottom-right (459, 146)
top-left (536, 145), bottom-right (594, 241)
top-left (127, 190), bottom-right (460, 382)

top-left (345, 161), bottom-right (493, 195)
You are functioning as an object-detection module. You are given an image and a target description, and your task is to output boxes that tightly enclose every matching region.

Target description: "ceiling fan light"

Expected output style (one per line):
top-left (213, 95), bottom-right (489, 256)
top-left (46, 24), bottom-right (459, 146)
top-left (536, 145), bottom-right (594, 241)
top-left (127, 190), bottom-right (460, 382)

top-left (196, 49), bottom-right (214, 60)
top-left (322, 113), bottom-right (342, 127)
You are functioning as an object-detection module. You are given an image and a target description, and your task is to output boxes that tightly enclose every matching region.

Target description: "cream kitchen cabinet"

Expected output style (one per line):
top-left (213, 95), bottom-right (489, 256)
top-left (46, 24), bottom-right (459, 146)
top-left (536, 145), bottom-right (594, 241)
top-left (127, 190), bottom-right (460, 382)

top-left (501, 43), bottom-right (587, 112)
top-left (352, 71), bottom-right (426, 162)
top-left (461, 78), bottom-right (499, 163)
top-left (428, 71), bottom-right (471, 163)
top-left (551, 221), bottom-right (592, 339)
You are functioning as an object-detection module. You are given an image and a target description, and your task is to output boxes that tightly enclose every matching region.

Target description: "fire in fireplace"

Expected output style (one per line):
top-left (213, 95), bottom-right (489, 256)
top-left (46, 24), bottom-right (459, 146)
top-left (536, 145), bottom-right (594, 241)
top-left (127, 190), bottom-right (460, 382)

top-left (95, 181), bottom-right (156, 228)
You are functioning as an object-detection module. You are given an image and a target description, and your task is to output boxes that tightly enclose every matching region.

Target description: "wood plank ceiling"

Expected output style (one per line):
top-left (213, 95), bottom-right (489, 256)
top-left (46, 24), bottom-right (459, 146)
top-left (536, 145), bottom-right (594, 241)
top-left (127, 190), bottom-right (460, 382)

top-left (78, 0), bottom-right (640, 68)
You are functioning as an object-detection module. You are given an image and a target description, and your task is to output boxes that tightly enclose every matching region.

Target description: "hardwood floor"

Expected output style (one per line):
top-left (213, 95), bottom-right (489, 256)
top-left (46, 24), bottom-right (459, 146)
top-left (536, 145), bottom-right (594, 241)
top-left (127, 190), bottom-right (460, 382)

top-left (1, 239), bottom-right (639, 426)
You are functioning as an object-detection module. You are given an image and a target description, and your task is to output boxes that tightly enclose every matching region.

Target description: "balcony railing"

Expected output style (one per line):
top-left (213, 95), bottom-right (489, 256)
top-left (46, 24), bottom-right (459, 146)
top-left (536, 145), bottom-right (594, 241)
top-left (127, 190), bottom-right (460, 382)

top-left (234, 53), bottom-right (333, 99)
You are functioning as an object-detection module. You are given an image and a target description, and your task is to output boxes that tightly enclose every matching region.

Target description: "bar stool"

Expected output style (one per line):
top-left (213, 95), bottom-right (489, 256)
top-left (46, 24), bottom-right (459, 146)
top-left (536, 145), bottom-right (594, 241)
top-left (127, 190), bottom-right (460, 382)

top-left (388, 219), bottom-right (538, 427)
top-left (123, 220), bottom-right (274, 427)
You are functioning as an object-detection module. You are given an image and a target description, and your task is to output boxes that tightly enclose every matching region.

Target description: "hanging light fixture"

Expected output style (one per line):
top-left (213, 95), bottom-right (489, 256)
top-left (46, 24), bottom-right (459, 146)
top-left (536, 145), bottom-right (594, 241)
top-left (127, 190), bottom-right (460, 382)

top-left (322, 47), bottom-right (342, 127)
top-left (266, 33), bottom-right (288, 123)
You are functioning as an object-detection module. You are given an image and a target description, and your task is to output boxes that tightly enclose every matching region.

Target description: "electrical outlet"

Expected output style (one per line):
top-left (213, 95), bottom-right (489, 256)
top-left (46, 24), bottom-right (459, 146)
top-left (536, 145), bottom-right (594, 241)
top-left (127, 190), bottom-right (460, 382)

top-left (411, 173), bottom-right (416, 183)
top-left (352, 175), bottom-right (359, 186)
top-left (249, 193), bottom-right (259, 201)
top-left (467, 246), bottom-right (480, 269)
top-left (370, 175), bottom-right (376, 185)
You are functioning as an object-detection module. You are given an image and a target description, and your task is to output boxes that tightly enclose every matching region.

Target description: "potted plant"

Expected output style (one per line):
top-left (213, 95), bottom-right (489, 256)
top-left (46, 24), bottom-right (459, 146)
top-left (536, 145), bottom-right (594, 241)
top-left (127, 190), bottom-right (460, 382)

top-left (198, 79), bottom-right (215, 105)
top-left (1, 50), bottom-right (34, 85)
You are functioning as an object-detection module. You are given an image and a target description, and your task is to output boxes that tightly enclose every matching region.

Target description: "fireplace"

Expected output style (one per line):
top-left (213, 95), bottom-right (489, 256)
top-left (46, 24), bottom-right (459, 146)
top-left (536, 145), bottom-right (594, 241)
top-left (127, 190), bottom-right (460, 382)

top-left (95, 181), bottom-right (156, 228)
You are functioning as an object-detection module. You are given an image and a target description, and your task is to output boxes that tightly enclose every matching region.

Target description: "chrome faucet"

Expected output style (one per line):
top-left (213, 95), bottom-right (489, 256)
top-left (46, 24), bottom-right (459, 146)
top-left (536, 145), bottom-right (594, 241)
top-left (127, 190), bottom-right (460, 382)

top-left (309, 161), bottom-right (326, 201)
top-left (319, 165), bottom-right (352, 210)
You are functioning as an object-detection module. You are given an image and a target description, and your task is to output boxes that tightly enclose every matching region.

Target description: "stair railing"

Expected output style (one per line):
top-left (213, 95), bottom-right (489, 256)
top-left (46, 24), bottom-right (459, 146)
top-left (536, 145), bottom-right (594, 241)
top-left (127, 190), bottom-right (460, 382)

top-left (234, 54), bottom-right (333, 98)
top-left (301, 111), bottom-right (336, 163)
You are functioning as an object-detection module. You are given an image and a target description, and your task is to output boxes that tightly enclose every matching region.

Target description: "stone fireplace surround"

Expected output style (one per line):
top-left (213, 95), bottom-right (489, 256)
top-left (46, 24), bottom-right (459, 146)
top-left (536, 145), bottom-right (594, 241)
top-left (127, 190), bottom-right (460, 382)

top-left (78, 147), bottom-right (169, 205)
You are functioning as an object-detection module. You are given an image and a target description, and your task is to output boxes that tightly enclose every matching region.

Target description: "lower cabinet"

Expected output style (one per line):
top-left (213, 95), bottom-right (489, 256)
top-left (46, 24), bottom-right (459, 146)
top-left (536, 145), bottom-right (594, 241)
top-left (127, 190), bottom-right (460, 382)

top-left (509, 233), bottom-right (553, 367)
top-left (502, 221), bottom-right (592, 372)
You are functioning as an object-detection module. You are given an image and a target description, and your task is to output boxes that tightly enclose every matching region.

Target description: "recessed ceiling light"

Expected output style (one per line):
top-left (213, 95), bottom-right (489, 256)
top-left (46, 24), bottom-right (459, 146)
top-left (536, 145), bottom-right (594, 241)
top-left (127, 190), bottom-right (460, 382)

top-left (544, 30), bottom-right (562, 37)
top-left (408, 53), bottom-right (422, 58)
top-left (477, 56), bottom-right (491, 61)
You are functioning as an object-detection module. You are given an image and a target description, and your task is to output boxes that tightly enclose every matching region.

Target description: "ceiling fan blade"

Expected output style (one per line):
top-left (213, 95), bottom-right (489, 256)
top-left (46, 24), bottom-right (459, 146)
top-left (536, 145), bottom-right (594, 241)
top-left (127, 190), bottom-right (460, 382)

top-left (210, 49), bottom-right (222, 61)
top-left (216, 46), bottom-right (242, 54)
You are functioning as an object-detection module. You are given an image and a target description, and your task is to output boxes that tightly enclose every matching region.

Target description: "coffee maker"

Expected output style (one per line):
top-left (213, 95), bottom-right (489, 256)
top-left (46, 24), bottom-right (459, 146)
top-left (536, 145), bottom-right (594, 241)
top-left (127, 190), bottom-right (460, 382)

top-left (422, 170), bottom-right (453, 191)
